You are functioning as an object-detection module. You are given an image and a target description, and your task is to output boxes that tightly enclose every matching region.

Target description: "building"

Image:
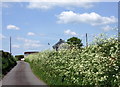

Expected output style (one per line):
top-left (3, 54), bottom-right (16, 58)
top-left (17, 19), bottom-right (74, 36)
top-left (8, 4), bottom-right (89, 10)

top-left (52, 39), bottom-right (65, 51)
top-left (24, 51), bottom-right (39, 57)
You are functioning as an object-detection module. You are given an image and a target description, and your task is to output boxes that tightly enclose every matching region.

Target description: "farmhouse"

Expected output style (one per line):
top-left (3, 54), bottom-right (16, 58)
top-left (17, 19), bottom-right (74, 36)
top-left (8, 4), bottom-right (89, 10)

top-left (52, 39), bottom-right (65, 51)
top-left (24, 51), bottom-right (39, 57)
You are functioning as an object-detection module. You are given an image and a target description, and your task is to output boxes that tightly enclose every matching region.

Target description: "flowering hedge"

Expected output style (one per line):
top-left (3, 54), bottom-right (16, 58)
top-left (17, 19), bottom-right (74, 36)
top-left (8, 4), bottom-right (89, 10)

top-left (25, 37), bottom-right (120, 86)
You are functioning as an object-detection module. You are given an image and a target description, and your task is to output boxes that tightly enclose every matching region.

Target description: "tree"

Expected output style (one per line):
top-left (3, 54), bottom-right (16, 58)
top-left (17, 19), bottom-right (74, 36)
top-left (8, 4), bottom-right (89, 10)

top-left (67, 37), bottom-right (83, 49)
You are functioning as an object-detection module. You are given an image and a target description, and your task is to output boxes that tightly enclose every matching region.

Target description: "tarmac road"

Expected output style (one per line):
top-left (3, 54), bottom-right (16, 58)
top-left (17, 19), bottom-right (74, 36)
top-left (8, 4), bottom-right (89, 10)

top-left (2, 61), bottom-right (47, 86)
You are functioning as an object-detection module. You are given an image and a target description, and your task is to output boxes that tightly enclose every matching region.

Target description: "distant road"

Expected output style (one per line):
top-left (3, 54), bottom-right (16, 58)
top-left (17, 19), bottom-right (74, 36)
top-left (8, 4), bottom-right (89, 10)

top-left (2, 61), bottom-right (47, 86)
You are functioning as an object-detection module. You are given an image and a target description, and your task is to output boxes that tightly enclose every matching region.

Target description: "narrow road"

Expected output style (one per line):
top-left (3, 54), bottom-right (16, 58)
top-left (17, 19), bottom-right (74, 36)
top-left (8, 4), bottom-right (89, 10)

top-left (2, 61), bottom-right (47, 86)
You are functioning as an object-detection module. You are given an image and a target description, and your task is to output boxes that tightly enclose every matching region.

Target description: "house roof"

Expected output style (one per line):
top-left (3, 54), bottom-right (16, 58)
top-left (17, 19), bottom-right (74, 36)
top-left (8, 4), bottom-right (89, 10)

top-left (53, 39), bottom-right (65, 48)
top-left (24, 51), bottom-right (39, 54)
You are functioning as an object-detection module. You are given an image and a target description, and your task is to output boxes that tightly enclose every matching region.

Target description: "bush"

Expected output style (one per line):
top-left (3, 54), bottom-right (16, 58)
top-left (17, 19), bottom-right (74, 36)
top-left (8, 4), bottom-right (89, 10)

top-left (15, 55), bottom-right (24, 60)
top-left (25, 36), bottom-right (120, 86)
top-left (0, 50), bottom-right (17, 78)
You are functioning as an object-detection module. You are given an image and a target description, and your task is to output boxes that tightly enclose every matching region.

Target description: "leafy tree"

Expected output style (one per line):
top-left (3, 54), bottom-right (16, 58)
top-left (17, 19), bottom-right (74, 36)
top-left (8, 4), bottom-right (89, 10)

top-left (67, 37), bottom-right (83, 49)
top-left (15, 55), bottom-right (24, 60)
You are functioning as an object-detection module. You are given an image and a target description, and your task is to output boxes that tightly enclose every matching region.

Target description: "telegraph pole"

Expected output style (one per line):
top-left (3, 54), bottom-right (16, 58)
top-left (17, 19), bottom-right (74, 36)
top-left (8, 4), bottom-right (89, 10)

top-left (86, 33), bottom-right (88, 47)
top-left (10, 36), bottom-right (11, 54)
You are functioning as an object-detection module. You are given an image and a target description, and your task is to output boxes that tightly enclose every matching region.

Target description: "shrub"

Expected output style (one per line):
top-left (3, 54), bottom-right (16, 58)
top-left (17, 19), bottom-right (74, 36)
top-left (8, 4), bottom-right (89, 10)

top-left (25, 36), bottom-right (119, 86)
top-left (15, 55), bottom-right (24, 60)
top-left (0, 50), bottom-right (17, 78)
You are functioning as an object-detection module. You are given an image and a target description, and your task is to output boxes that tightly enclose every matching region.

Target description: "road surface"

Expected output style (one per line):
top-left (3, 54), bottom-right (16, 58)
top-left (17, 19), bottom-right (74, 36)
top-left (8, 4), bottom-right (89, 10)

top-left (2, 61), bottom-right (47, 86)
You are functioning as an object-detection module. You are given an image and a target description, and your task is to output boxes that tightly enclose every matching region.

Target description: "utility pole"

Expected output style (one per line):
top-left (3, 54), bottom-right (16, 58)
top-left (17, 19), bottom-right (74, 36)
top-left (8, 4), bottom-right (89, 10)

top-left (86, 33), bottom-right (88, 47)
top-left (10, 36), bottom-right (11, 54)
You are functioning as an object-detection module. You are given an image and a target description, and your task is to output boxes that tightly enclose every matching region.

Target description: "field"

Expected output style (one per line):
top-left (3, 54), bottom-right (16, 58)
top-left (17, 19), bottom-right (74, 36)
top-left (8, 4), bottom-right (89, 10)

top-left (25, 35), bottom-right (120, 86)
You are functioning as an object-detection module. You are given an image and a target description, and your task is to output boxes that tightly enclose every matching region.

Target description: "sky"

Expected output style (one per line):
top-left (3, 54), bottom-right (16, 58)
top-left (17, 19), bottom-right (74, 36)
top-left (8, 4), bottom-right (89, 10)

top-left (0, 1), bottom-right (118, 55)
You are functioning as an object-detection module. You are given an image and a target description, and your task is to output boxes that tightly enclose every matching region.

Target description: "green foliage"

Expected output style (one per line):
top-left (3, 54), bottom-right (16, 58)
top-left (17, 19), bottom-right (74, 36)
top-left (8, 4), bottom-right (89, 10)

top-left (25, 36), bottom-right (119, 86)
top-left (0, 50), bottom-right (17, 78)
top-left (67, 37), bottom-right (83, 49)
top-left (15, 55), bottom-right (24, 60)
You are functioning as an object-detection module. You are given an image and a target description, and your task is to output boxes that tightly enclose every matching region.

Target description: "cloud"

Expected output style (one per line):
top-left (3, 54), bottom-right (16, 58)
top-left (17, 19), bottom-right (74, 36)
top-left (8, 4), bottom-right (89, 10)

top-left (102, 25), bottom-right (118, 31)
top-left (2, 0), bottom-right (120, 2)
top-left (7, 25), bottom-right (20, 30)
top-left (27, 32), bottom-right (35, 36)
top-left (2, 0), bottom-right (20, 1)
top-left (0, 34), bottom-right (6, 40)
top-left (0, 3), bottom-right (9, 8)
top-left (16, 37), bottom-right (43, 48)
top-left (26, 0), bottom-right (101, 10)
top-left (12, 44), bottom-right (20, 48)
top-left (57, 11), bottom-right (117, 26)
top-left (24, 43), bottom-right (42, 48)
top-left (17, 37), bottom-right (40, 43)
top-left (64, 29), bottom-right (78, 35)
top-left (101, 25), bottom-right (112, 31)
top-left (2, 0), bottom-right (119, 10)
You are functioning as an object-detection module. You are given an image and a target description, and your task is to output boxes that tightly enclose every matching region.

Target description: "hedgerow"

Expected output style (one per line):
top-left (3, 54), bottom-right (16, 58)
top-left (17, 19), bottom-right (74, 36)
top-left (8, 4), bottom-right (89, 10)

top-left (25, 35), bottom-right (120, 87)
top-left (0, 50), bottom-right (17, 79)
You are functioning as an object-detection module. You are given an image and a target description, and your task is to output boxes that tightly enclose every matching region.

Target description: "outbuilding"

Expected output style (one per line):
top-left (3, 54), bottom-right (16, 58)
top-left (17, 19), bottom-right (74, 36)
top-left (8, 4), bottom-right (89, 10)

top-left (24, 51), bottom-right (39, 57)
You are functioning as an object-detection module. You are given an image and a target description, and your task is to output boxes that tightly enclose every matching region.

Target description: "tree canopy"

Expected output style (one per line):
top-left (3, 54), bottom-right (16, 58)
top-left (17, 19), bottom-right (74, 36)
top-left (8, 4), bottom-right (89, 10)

top-left (67, 37), bottom-right (83, 48)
